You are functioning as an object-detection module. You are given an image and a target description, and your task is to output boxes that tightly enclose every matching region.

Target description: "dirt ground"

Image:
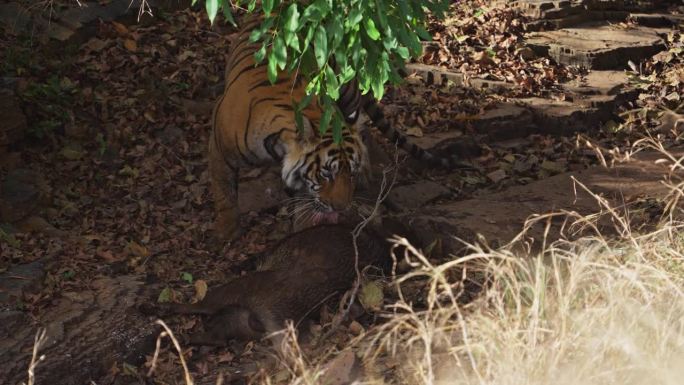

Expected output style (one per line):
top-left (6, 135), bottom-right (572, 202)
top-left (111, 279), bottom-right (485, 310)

top-left (1, 1), bottom-right (683, 384)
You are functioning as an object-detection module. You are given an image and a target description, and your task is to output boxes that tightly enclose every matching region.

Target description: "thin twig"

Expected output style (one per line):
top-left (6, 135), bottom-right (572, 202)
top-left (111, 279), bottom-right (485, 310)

top-left (147, 319), bottom-right (195, 385)
top-left (317, 150), bottom-right (400, 344)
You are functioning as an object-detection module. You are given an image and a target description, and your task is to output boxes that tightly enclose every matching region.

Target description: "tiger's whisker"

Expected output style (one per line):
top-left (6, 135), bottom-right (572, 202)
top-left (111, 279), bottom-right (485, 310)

top-left (289, 202), bottom-right (315, 216)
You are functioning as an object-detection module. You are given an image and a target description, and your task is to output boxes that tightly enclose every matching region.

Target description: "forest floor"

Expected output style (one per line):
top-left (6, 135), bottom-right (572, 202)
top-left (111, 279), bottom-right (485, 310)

top-left (1, 0), bottom-right (683, 384)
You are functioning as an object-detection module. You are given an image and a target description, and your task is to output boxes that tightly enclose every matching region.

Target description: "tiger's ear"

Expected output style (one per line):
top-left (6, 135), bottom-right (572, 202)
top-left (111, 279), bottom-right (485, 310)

top-left (296, 116), bottom-right (317, 143)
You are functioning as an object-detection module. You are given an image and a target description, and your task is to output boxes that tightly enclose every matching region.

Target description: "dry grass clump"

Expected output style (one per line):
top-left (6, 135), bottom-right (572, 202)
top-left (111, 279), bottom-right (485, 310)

top-left (264, 142), bottom-right (684, 385)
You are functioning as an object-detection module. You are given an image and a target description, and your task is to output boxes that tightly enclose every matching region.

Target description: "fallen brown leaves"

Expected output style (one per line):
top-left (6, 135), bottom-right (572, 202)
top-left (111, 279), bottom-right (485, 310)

top-left (421, 0), bottom-right (584, 97)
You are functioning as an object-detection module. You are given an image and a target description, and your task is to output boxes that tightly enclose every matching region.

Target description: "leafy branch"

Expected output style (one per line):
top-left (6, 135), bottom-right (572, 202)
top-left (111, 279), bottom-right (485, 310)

top-left (199, 0), bottom-right (450, 138)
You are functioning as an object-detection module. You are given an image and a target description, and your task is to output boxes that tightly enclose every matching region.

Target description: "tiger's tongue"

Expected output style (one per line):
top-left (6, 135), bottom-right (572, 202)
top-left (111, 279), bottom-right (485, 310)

top-left (312, 211), bottom-right (340, 225)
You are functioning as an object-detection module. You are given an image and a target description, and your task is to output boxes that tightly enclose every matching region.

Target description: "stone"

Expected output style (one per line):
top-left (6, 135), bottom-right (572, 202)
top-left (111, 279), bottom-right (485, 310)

top-left (526, 23), bottom-right (666, 70)
top-left (470, 102), bottom-right (535, 141)
top-left (0, 311), bottom-right (29, 340)
top-left (410, 131), bottom-right (465, 151)
top-left (0, 260), bottom-right (45, 305)
top-left (565, 70), bottom-right (630, 95)
top-left (520, 97), bottom-right (614, 135)
top-left (628, 13), bottom-right (684, 28)
top-left (405, 63), bottom-right (514, 93)
top-left (395, 147), bottom-right (683, 258)
top-left (386, 181), bottom-right (451, 211)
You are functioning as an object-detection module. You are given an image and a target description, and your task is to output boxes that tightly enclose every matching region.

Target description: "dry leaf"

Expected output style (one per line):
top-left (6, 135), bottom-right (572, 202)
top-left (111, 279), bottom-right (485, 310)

top-left (348, 321), bottom-right (364, 335)
top-left (540, 160), bottom-right (564, 174)
top-left (85, 38), bottom-right (108, 52)
top-left (193, 279), bottom-right (208, 302)
top-left (473, 50), bottom-right (495, 66)
top-left (318, 350), bottom-right (358, 385)
top-left (124, 39), bottom-right (137, 52)
top-left (487, 169), bottom-right (507, 183)
top-left (126, 241), bottom-right (150, 258)
top-left (405, 125), bottom-right (424, 137)
top-left (111, 21), bottom-right (129, 36)
top-left (217, 351), bottom-right (234, 363)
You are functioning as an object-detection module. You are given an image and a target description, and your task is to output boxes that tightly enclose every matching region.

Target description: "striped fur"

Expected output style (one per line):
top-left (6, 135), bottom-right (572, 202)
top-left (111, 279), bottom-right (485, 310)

top-left (210, 16), bottom-right (471, 240)
top-left (209, 16), bottom-right (369, 240)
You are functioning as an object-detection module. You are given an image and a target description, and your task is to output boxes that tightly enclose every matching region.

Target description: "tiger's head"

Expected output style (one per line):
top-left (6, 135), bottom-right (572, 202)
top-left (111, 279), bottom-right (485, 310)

top-left (282, 117), bottom-right (369, 222)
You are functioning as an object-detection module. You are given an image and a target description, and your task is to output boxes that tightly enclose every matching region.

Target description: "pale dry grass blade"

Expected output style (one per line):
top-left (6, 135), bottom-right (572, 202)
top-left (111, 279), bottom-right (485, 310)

top-left (23, 328), bottom-right (47, 385)
top-left (147, 319), bottom-right (195, 385)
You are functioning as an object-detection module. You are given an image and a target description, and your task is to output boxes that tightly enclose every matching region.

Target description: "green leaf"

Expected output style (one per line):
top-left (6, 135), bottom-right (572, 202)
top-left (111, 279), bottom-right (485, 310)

top-left (303, 24), bottom-right (316, 48)
top-left (295, 108), bottom-right (304, 133)
top-left (284, 3), bottom-right (300, 32)
top-left (249, 17), bottom-right (275, 43)
top-left (415, 25), bottom-right (432, 41)
top-left (396, 46), bottom-right (409, 59)
top-left (62, 270), bottom-right (75, 280)
top-left (247, 0), bottom-right (257, 12)
top-left (158, 287), bottom-right (172, 303)
top-left (262, 0), bottom-right (274, 15)
top-left (382, 36), bottom-right (398, 51)
top-left (205, 0), bottom-right (219, 25)
top-left (273, 35), bottom-right (287, 70)
top-left (325, 65), bottom-right (339, 100)
top-left (222, 3), bottom-right (237, 27)
top-left (303, 0), bottom-right (330, 22)
top-left (314, 25), bottom-right (328, 68)
top-left (329, 15), bottom-right (344, 50)
top-left (332, 113), bottom-right (342, 143)
top-left (283, 4), bottom-right (300, 49)
top-left (297, 93), bottom-right (314, 111)
top-left (347, 6), bottom-right (363, 27)
top-left (375, 0), bottom-right (389, 29)
top-left (181, 272), bottom-right (193, 284)
top-left (364, 18), bottom-right (381, 40)
top-left (319, 103), bottom-right (333, 134)
top-left (359, 280), bottom-right (384, 311)
top-left (254, 44), bottom-right (267, 63)
top-left (340, 65), bottom-right (356, 84)
top-left (267, 51), bottom-right (278, 84)
top-left (249, 28), bottom-right (264, 44)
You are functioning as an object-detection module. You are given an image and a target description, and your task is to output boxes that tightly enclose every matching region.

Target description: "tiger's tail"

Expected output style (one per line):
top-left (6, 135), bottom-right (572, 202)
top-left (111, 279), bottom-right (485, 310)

top-left (359, 93), bottom-right (478, 171)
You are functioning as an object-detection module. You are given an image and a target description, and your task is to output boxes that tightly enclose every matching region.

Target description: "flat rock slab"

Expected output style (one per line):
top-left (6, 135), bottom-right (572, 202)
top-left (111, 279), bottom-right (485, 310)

top-left (0, 261), bottom-right (45, 305)
top-left (0, 275), bottom-right (159, 385)
top-left (565, 70), bottom-right (630, 95)
top-left (406, 63), bottom-right (514, 92)
top-left (526, 23), bottom-right (666, 70)
top-left (520, 96), bottom-right (615, 135)
top-left (628, 12), bottom-right (684, 27)
top-left (386, 181), bottom-right (452, 211)
top-left (400, 147), bottom-right (683, 258)
top-left (414, 94), bottom-right (618, 144)
top-left (503, 0), bottom-right (582, 19)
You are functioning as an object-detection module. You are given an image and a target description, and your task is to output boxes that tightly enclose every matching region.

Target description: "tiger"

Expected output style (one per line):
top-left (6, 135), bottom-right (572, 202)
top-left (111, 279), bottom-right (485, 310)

top-left (210, 16), bottom-right (472, 241)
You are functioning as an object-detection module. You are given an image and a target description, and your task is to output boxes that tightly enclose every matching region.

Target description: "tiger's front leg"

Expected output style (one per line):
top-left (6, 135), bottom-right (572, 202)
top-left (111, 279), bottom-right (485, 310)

top-left (208, 137), bottom-right (241, 241)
